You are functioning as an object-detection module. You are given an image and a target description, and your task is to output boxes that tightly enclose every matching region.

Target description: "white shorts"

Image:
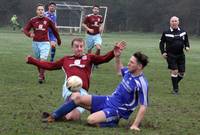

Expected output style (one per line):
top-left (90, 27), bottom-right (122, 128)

top-left (86, 34), bottom-right (102, 51)
top-left (32, 41), bottom-right (50, 60)
top-left (62, 80), bottom-right (89, 113)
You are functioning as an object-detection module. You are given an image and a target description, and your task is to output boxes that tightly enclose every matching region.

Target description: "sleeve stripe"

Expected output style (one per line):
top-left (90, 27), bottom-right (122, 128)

top-left (139, 77), bottom-right (148, 106)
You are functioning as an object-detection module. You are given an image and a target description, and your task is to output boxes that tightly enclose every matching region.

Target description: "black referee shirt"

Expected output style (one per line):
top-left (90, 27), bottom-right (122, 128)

top-left (159, 27), bottom-right (190, 55)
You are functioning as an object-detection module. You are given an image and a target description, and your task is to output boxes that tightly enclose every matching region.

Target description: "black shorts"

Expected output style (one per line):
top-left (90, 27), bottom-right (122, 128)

top-left (166, 53), bottom-right (185, 72)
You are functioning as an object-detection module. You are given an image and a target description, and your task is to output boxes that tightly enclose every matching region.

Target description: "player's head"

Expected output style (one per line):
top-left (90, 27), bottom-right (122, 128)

top-left (48, 2), bottom-right (56, 13)
top-left (92, 5), bottom-right (100, 15)
top-left (170, 16), bottom-right (179, 29)
top-left (36, 3), bottom-right (45, 17)
top-left (128, 52), bottom-right (149, 73)
top-left (71, 38), bottom-right (85, 57)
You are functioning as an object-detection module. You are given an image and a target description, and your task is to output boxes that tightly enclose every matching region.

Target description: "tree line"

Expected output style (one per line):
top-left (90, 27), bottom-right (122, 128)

top-left (1, 0), bottom-right (200, 34)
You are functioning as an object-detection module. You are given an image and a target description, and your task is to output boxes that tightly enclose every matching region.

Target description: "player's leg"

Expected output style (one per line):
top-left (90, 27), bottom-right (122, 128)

top-left (44, 93), bottom-right (92, 122)
top-left (64, 88), bottom-right (91, 121)
top-left (62, 83), bottom-right (90, 121)
top-left (177, 54), bottom-right (186, 83)
top-left (50, 41), bottom-right (56, 62)
top-left (93, 34), bottom-right (102, 68)
top-left (87, 96), bottom-right (120, 127)
top-left (87, 111), bottom-right (106, 126)
top-left (13, 24), bottom-right (16, 31)
top-left (86, 34), bottom-right (95, 54)
top-left (49, 34), bottom-right (57, 62)
top-left (32, 42), bottom-right (41, 82)
top-left (87, 108), bottom-right (120, 127)
top-left (38, 42), bottom-right (51, 83)
top-left (94, 34), bottom-right (102, 56)
top-left (167, 54), bottom-right (179, 94)
top-left (170, 69), bottom-right (179, 93)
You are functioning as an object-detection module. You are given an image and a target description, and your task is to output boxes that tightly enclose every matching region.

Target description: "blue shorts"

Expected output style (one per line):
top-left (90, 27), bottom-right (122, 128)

top-left (91, 96), bottom-right (120, 127)
top-left (86, 34), bottom-right (102, 51)
top-left (48, 32), bottom-right (57, 42)
top-left (32, 41), bottom-right (50, 60)
top-left (62, 80), bottom-right (89, 113)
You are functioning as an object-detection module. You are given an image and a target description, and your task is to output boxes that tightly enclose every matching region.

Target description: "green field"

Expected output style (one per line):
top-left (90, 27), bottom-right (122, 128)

top-left (0, 30), bottom-right (200, 135)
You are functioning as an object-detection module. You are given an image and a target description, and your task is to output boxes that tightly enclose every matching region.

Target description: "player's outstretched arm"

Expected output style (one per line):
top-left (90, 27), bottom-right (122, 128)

top-left (91, 41), bottom-right (126, 65)
top-left (114, 41), bottom-right (126, 75)
top-left (26, 55), bottom-right (64, 70)
top-left (130, 105), bottom-right (147, 131)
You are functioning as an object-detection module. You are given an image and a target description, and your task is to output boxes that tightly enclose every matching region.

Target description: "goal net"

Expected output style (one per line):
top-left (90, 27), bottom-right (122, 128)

top-left (55, 2), bottom-right (108, 34)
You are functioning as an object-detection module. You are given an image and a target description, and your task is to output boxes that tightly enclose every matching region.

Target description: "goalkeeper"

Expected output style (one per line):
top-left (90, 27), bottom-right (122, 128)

top-left (10, 15), bottom-right (21, 31)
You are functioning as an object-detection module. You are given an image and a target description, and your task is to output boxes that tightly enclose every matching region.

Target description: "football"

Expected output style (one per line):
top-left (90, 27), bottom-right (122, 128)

top-left (66, 76), bottom-right (83, 92)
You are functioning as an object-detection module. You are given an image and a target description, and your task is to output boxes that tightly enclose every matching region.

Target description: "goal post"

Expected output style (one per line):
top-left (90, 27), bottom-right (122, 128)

top-left (55, 3), bottom-right (108, 34)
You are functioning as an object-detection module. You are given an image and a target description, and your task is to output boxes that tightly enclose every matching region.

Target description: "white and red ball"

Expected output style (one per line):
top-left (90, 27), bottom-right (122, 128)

top-left (66, 76), bottom-right (83, 92)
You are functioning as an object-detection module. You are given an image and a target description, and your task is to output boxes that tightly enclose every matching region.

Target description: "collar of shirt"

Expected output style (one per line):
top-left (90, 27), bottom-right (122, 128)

top-left (170, 27), bottom-right (180, 32)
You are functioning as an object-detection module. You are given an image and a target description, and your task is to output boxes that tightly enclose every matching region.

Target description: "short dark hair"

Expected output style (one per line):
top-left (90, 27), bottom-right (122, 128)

top-left (36, 3), bottom-right (44, 9)
top-left (133, 52), bottom-right (149, 68)
top-left (71, 38), bottom-right (85, 47)
top-left (93, 5), bottom-right (100, 9)
top-left (48, 2), bottom-right (56, 6)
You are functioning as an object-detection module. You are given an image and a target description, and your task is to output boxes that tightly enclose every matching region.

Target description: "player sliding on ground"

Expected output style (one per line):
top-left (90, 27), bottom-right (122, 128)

top-left (42, 51), bottom-right (149, 131)
top-left (26, 38), bottom-right (126, 121)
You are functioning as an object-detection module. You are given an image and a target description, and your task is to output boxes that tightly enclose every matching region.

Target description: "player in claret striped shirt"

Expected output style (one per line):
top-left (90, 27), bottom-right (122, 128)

top-left (159, 16), bottom-right (190, 94)
top-left (82, 5), bottom-right (103, 56)
top-left (23, 3), bottom-right (61, 84)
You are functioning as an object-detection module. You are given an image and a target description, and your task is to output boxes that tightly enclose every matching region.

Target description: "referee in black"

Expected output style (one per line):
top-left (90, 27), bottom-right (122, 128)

top-left (159, 16), bottom-right (190, 94)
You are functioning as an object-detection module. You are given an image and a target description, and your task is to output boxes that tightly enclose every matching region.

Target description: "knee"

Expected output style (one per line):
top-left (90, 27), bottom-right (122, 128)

top-left (87, 115), bottom-right (97, 125)
top-left (171, 70), bottom-right (178, 76)
top-left (96, 45), bottom-right (101, 50)
top-left (179, 72), bottom-right (185, 77)
top-left (65, 111), bottom-right (81, 121)
top-left (70, 92), bottom-right (81, 104)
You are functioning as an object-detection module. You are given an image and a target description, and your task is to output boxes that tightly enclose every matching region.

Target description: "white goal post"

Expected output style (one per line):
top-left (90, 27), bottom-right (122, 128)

top-left (56, 3), bottom-right (108, 33)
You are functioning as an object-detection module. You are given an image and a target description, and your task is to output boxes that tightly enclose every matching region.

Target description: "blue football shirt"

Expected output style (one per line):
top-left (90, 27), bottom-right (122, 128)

top-left (106, 67), bottom-right (149, 119)
top-left (44, 11), bottom-right (57, 38)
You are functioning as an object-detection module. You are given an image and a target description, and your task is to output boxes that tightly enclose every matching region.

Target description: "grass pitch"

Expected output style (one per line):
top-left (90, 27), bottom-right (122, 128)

top-left (0, 30), bottom-right (200, 135)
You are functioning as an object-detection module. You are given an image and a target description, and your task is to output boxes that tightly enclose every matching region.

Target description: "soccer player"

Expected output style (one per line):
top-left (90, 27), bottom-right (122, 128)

top-left (41, 51), bottom-right (149, 131)
top-left (82, 5), bottom-right (103, 56)
top-left (23, 3), bottom-right (61, 84)
top-left (159, 16), bottom-right (190, 94)
top-left (44, 2), bottom-right (58, 62)
top-left (10, 14), bottom-right (21, 31)
top-left (26, 38), bottom-right (126, 121)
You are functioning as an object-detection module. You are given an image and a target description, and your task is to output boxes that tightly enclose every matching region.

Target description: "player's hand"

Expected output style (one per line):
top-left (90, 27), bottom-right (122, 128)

top-left (114, 41), bottom-right (126, 57)
top-left (30, 33), bottom-right (35, 38)
top-left (99, 26), bottom-right (104, 33)
top-left (88, 28), bottom-right (94, 33)
top-left (185, 47), bottom-right (190, 52)
top-left (162, 53), bottom-right (167, 59)
top-left (25, 55), bottom-right (32, 63)
top-left (57, 39), bottom-right (61, 46)
top-left (130, 125), bottom-right (141, 131)
top-left (50, 41), bottom-right (56, 48)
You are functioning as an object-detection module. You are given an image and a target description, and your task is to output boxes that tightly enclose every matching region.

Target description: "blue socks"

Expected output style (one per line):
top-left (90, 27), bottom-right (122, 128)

top-left (50, 47), bottom-right (56, 62)
top-left (52, 100), bottom-right (77, 120)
